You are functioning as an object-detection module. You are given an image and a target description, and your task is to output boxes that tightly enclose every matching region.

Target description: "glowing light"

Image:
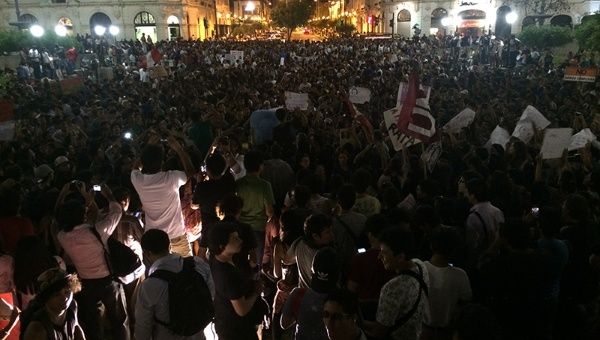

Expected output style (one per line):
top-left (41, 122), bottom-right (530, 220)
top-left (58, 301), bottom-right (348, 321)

top-left (441, 16), bottom-right (451, 26)
top-left (94, 25), bottom-right (106, 36)
top-left (30, 24), bottom-right (44, 38)
top-left (55, 25), bottom-right (67, 37)
top-left (109, 25), bottom-right (120, 36)
top-left (505, 11), bottom-right (518, 24)
top-left (245, 1), bottom-right (256, 11)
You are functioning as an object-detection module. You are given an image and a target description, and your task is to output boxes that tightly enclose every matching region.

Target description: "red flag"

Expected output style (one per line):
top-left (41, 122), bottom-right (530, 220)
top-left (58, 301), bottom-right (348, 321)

top-left (151, 47), bottom-right (162, 63)
top-left (343, 96), bottom-right (374, 143)
top-left (396, 73), bottom-right (437, 143)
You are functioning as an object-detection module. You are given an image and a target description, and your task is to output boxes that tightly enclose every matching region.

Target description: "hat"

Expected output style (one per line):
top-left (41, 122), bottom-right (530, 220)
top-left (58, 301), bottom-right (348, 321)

top-left (34, 164), bottom-right (54, 183)
top-left (310, 247), bottom-right (339, 293)
top-left (36, 268), bottom-right (78, 303)
top-left (54, 156), bottom-right (70, 168)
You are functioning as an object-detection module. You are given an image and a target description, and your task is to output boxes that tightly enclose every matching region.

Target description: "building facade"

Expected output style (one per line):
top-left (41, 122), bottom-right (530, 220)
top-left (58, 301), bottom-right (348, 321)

top-left (0, 0), bottom-right (219, 41)
top-left (344, 0), bottom-right (600, 37)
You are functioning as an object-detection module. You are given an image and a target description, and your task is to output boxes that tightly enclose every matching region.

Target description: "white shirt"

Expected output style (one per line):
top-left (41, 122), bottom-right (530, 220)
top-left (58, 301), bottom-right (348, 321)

top-left (135, 254), bottom-right (214, 340)
top-left (423, 262), bottom-right (472, 327)
top-left (57, 201), bottom-right (122, 279)
top-left (131, 170), bottom-right (187, 239)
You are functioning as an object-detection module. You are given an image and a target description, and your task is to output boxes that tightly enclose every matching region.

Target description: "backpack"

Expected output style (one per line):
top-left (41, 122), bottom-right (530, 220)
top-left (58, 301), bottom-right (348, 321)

top-left (150, 257), bottom-right (214, 336)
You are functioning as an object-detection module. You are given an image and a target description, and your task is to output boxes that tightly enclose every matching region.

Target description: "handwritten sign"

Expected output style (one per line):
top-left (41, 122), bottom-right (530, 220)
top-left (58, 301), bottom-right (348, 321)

top-left (349, 87), bottom-right (371, 104)
top-left (443, 108), bottom-right (476, 133)
top-left (564, 66), bottom-right (598, 83)
top-left (487, 125), bottom-right (510, 149)
top-left (384, 108), bottom-right (420, 151)
top-left (284, 91), bottom-right (309, 111)
top-left (569, 128), bottom-right (597, 151)
top-left (519, 105), bottom-right (550, 130)
top-left (540, 128), bottom-right (573, 159)
top-left (512, 120), bottom-right (534, 144)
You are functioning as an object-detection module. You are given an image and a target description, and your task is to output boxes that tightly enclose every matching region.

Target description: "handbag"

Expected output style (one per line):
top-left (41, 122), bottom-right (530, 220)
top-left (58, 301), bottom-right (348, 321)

top-left (91, 225), bottom-right (142, 279)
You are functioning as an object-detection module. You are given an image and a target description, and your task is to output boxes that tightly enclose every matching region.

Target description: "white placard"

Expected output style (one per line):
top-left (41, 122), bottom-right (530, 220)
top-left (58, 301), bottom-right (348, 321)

top-left (230, 50), bottom-right (244, 63)
top-left (349, 87), bottom-right (371, 104)
top-left (569, 128), bottom-right (597, 151)
top-left (443, 108), bottom-right (477, 133)
top-left (512, 120), bottom-right (535, 143)
top-left (383, 108), bottom-right (420, 151)
top-left (280, 57), bottom-right (285, 66)
top-left (519, 105), bottom-right (550, 130)
top-left (487, 125), bottom-right (510, 149)
top-left (0, 121), bottom-right (16, 141)
top-left (284, 91), bottom-right (309, 111)
top-left (540, 128), bottom-right (573, 159)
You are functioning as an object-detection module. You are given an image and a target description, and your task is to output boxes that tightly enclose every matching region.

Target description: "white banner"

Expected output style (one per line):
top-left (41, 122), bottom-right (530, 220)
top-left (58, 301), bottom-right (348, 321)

top-left (519, 105), bottom-right (550, 130)
top-left (540, 128), bottom-right (573, 159)
top-left (349, 87), bottom-right (371, 104)
top-left (443, 108), bottom-right (476, 133)
top-left (284, 91), bottom-right (309, 111)
top-left (384, 108), bottom-right (420, 151)
top-left (569, 128), bottom-right (597, 151)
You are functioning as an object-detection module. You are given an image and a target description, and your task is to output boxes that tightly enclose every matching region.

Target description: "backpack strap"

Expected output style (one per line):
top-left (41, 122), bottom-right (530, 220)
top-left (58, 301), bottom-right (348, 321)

top-left (390, 263), bottom-right (428, 332)
top-left (89, 224), bottom-right (115, 277)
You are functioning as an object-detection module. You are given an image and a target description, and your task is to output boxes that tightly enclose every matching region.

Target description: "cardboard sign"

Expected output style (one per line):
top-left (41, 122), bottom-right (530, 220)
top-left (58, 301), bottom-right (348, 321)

top-left (284, 91), bottom-right (309, 111)
top-left (540, 128), bottom-right (573, 159)
top-left (60, 77), bottom-right (84, 95)
top-left (512, 120), bottom-right (534, 143)
top-left (384, 108), bottom-right (420, 151)
top-left (519, 105), bottom-right (550, 130)
top-left (443, 108), bottom-right (477, 133)
top-left (0, 120), bottom-right (15, 141)
top-left (564, 66), bottom-right (598, 83)
top-left (0, 100), bottom-right (14, 123)
top-left (569, 128), bottom-right (597, 151)
top-left (487, 125), bottom-right (510, 149)
top-left (349, 87), bottom-right (371, 104)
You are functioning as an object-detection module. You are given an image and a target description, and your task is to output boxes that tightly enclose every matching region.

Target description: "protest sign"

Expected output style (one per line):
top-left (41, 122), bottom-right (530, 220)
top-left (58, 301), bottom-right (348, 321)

top-left (443, 108), bottom-right (476, 133)
top-left (486, 125), bottom-right (510, 149)
top-left (284, 91), bottom-right (309, 111)
top-left (384, 108), bottom-right (420, 151)
top-left (540, 128), bottom-right (573, 159)
top-left (519, 105), bottom-right (550, 130)
top-left (564, 66), bottom-right (598, 83)
top-left (569, 128), bottom-right (597, 151)
top-left (0, 120), bottom-right (15, 141)
top-left (421, 141), bottom-right (442, 172)
top-left (60, 77), bottom-right (84, 95)
top-left (349, 86), bottom-right (371, 104)
top-left (230, 50), bottom-right (244, 63)
top-left (512, 120), bottom-right (534, 143)
top-left (396, 81), bottom-right (430, 110)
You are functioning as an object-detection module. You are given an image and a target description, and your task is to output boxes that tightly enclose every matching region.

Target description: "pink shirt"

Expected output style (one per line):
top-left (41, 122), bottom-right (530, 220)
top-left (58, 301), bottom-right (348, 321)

top-left (58, 202), bottom-right (122, 280)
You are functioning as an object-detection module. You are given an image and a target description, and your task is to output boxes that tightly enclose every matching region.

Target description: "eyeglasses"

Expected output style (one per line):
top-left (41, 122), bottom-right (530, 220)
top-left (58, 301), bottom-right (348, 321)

top-left (322, 311), bottom-right (353, 322)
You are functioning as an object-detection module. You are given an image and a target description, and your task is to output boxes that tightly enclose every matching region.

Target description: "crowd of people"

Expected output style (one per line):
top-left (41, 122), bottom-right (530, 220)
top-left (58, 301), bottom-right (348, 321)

top-left (0, 30), bottom-right (599, 340)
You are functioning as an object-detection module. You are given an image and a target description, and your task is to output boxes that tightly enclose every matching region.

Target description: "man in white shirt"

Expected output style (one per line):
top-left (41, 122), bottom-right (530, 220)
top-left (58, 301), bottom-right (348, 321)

top-left (131, 136), bottom-right (196, 257)
top-left (136, 229), bottom-right (214, 340)
top-left (57, 183), bottom-right (130, 340)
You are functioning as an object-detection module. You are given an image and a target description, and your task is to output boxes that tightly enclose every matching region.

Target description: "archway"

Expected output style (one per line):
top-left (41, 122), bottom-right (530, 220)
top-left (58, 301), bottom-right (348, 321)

top-left (19, 14), bottom-right (38, 27)
top-left (495, 6), bottom-right (512, 39)
top-left (134, 11), bottom-right (157, 43)
top-left (457, 9), bottom-right (486, 37)
top-left (431, 8), bottom-right (448, 36)
top-left (396, 9), bottom-right (411, 37)
top-left (58, 17), bottom-right (74, 35)
top-left (90, 12), bottom-right (111, 36)
top-left (522, 16), bottom-right (536, 29)
top-left (167, 15), bottom-right (180, 41)
top-left (550, 15), bottom-right (572, 28)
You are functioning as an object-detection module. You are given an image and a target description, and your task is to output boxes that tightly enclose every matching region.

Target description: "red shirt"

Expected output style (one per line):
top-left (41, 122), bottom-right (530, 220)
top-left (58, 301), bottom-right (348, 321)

top-left (0, 216), bottom-right (35, 254)
top-left (347, 248), bottom-right (396, 300)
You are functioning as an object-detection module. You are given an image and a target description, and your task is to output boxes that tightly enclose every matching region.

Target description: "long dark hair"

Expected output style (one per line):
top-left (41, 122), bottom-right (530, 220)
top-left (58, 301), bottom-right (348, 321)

top-left (14, 236), bottom-right (57, 294)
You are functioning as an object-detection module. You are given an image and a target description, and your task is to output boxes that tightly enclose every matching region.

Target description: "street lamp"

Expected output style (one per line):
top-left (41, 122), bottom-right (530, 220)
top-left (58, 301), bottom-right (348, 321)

top-left (30, 24), bottom-right (44, 38)
top-left (55, 24), bottom-right (67, 37)
top-left (109, 25), bottom-right (119, 37)
top-left (94, 25), bottom-right (106, 36)
top-left (505, 11), bottom-right (517, 67)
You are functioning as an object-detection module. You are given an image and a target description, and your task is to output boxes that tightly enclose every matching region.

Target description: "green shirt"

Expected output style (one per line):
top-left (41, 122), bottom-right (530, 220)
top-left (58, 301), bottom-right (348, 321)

top-left (236, 174), bottom-right (275, 232)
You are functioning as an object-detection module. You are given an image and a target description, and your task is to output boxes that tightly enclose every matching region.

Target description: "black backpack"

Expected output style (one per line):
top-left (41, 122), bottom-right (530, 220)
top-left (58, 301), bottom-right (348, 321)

top-left (150, 257), bottom-right (214, 336)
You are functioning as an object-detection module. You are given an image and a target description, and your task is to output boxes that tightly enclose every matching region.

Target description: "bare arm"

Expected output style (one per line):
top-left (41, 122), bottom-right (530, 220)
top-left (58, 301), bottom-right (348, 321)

top-left (168, 136), bottom-right (196, 179)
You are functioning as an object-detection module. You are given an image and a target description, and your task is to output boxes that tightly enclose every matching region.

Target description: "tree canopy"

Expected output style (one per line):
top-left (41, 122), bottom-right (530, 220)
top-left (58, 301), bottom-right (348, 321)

top-left (271, 0), bottom-right (314, 40)
top-left (518, 25), bottom-right (572, 49)
top-left (575, 14), bottom-right (600, 52)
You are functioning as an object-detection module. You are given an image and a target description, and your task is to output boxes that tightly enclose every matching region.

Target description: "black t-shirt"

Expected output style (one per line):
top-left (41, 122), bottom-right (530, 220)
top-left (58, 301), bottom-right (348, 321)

top-left (192, 172), bottom-right (235, 245)
top-left (209, 256), bottom-right (254, 329)
top-left (220, 218), bottom-right (258, 279)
